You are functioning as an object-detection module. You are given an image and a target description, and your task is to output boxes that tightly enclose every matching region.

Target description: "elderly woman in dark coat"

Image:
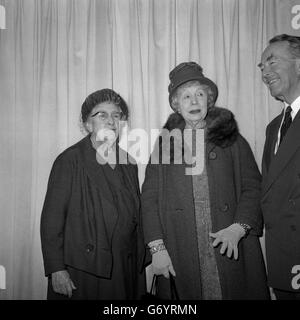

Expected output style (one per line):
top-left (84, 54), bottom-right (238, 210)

top-left (141, 62), bottom-right (269, 300)
top-left (41, 89), bottom-right (146, 299)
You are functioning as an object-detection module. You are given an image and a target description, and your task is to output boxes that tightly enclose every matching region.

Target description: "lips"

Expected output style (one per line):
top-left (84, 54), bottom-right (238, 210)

top-left (269, 79), bottom-right (279, 86)
top-left (265, 77), bottom-right (279, 87)
top-left (189, 109), bottom-right (201, 114)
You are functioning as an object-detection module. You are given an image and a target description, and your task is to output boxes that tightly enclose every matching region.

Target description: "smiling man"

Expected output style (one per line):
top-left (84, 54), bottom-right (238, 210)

top-left (259, 34), bottom-right (300, 300)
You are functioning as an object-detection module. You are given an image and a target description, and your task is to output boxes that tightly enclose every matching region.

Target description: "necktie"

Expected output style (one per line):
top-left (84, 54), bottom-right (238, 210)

top-left (279, 106), bottom-right (292, 145)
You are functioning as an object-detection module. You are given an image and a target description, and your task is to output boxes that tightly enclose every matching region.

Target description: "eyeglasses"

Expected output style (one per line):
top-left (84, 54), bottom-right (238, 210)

top-left (91, 111), bottom-right (123, 121)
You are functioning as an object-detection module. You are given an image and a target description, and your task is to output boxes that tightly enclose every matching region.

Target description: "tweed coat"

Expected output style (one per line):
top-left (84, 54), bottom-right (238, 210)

top-left (141, 107), bottom-right (269, 300)
top-left (261, 107), bottom-right (300, 291)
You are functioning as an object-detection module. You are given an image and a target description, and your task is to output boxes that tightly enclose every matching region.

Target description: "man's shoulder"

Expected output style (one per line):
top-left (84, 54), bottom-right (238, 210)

top-left (266, 113), bottom-right (282, 132)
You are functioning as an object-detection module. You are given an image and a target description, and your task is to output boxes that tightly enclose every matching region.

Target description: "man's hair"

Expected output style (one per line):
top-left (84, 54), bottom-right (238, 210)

top-left (269, 34), bottom-right (300, 58)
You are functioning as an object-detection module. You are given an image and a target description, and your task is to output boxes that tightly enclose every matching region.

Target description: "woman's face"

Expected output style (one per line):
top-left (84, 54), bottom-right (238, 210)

top-left (175, 82), bottom-right (208, 126)
top-left (85, 102), bottom-right (123, 139)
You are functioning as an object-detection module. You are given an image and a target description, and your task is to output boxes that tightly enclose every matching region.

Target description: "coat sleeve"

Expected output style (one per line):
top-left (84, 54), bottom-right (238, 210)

top-left (40, 152), bottom-right (73, 276)
top-left (141, 163), bottom-right (165, 245)
top-left (232, 135), bottom-right (263, 236)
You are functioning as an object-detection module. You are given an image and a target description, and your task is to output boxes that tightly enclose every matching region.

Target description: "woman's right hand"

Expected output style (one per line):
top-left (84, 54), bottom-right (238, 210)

top-left (51, 270), bottom-right (77, 298)
top-left (152, 250), bottom-right (176, 279)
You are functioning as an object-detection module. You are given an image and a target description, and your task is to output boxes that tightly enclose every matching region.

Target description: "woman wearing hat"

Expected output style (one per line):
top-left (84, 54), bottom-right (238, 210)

top-left (41, 89), bottom-right (146, 299)
top-left (141, 62), bottom-right (269, 299)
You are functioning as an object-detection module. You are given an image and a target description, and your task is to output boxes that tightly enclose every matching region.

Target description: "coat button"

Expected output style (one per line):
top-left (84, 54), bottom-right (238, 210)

top-left (289, 199), bottom-right (296, 206)
top-left (220, 203), bottom-right (229, 212)
top-left (86, 244), bottom-right (94, 252)
top-left (209, 152), bottom-right (217, 160)
top-left (290, 225), bottom-right (297, 232)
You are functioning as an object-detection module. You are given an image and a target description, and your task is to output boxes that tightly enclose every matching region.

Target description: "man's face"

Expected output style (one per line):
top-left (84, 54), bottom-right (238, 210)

top-left (259, 41), bottom-right (300, 104)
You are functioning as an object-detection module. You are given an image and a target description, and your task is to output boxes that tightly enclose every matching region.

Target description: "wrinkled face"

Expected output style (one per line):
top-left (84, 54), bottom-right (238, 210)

top-left (85, 102), bottom-right (123, 139)
top-left (259, 41), bottom-right (300, 103)
top-left (174, 82), bottom-right (208, 125)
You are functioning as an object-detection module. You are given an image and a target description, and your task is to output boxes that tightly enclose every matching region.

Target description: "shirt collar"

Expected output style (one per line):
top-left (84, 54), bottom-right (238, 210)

top-left (284, 95), bottom-right (300, 120)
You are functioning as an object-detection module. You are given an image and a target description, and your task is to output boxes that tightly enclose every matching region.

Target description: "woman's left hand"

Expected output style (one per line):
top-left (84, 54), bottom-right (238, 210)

top-left (209, 224), bottom-right (246, 260)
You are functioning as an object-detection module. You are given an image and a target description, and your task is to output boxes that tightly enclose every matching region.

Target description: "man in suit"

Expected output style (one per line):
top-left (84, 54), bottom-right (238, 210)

top-left (259, 34), bottom-right (300, 299)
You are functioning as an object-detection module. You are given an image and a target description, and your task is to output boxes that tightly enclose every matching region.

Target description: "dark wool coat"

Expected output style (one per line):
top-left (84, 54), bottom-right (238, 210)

top-left (141, 107), bottom-right (270, 300)
top-left (40, 135), bottom-right (146, 299)
top-left (261, 108), bottom-right (300, 291)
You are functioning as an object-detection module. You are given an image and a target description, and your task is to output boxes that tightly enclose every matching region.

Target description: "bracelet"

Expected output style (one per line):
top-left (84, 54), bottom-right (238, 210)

top-left (149, 243), bottom-right (166, 255)
top-left (236, 223), bottom-right (251, 237)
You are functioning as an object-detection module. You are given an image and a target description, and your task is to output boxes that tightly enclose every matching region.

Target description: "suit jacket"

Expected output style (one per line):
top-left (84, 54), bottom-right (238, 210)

top-left (40, 135), bottom-right (145, 280)
top-left (261, 108), bottom-right (300, 291)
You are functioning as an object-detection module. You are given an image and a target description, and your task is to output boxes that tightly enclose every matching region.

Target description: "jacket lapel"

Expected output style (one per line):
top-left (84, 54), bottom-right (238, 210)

top-left (262, 110), bottom-right (300, 197)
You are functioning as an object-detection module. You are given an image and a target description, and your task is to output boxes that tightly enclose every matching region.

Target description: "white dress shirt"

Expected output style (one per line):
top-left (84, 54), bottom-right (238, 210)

top-left (274, 95), bottom-right (300, 154)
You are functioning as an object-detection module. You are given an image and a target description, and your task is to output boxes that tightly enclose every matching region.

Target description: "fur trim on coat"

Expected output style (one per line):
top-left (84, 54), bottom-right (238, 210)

top-left (163, 106), bottom-right (239, 148)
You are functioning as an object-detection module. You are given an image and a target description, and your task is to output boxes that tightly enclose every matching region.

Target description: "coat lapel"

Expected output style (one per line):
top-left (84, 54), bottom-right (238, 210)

top-left (78, 136), bottom-right (117, 204)
top-left (78, 136), bottom-right (118, 241)
top-left (169, 133), bottom-right (215, 208)
top-left (170, 163), bottom-right (194, 209)
top-left (262, 110), bottom-right (300, 197)
top-left (119, 149), bottom-right (140, 211)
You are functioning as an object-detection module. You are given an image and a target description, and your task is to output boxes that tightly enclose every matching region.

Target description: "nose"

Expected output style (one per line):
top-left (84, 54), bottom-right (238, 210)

top-left (106, 114), bottom-right (115, 125)
top-left (191, 95), bottom-right (197, 104)
top-left (261, 63), bottom-right (272, 79)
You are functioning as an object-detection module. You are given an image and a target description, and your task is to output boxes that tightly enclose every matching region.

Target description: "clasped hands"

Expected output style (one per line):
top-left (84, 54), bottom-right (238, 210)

top-left (150, 224), bottom-right (246, 279)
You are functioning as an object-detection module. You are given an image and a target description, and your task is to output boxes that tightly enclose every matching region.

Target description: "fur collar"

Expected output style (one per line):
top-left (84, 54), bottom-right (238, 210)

top-left (163, 106), bottom-right (239, 148)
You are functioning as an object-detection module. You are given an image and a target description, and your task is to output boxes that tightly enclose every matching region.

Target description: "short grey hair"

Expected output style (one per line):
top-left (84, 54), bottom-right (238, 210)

top-left (269, 34), bottom-right (300, 58)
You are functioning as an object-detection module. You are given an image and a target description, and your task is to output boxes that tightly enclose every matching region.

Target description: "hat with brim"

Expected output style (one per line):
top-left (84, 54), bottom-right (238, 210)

top-left (168, 62), bottom-right (218, 109)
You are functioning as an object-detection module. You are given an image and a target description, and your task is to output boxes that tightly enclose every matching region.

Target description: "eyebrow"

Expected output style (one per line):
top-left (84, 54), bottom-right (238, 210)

top-left (91, 111), bottom-right (103, 117)
top-left (257, 54), bottom-right (274, 68)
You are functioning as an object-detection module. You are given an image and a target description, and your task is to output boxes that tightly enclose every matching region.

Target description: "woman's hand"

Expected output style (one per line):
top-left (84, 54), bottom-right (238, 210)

top-left (209, 223), bottom-right (246, 260)
top-left (51, 270), bottom-right (77, 298)
top-left (152, 250), bottom-right (176, 279)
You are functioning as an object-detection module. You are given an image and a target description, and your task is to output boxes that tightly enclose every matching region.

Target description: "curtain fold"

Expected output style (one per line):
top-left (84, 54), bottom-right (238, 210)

top-left (0, 0), bottom-right (299, 299)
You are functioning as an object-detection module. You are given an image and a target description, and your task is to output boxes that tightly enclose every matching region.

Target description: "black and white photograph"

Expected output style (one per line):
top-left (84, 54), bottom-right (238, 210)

top-left (0, 0), bottom-right (300, 309)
